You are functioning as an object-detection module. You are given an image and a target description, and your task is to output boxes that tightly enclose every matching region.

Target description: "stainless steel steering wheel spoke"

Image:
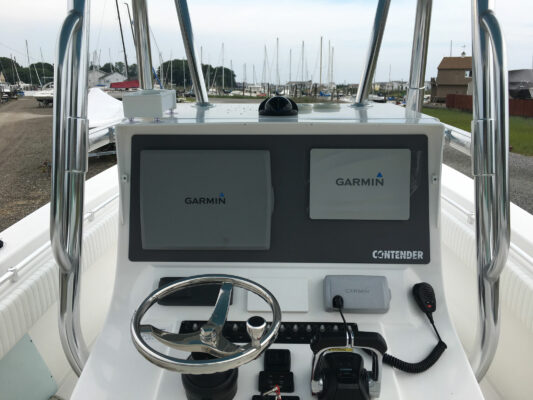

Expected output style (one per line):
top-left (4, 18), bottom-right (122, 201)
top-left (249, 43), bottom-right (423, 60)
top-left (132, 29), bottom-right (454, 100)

top-left (205, 282), bottom-right (233, 330)
top-left (140, 322), bottom-right (243, 357)
top-left (141, 324), bottom-right (201, 350)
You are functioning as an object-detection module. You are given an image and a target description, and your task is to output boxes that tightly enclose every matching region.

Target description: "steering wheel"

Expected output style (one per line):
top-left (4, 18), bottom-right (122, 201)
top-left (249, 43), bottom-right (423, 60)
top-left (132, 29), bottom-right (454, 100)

top-left (131, 274), bottom-right (282, 374)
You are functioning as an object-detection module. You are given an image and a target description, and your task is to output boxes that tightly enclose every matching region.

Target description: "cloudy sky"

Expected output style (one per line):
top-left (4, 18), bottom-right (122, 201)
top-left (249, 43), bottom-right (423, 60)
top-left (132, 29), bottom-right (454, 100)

top-left (1, 0), bottom-right (531, 83)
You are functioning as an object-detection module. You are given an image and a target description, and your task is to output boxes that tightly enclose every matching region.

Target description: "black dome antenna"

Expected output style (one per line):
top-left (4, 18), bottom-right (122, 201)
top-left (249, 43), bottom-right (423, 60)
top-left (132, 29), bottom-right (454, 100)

top-left (258, 96), bottom-right (298, 116)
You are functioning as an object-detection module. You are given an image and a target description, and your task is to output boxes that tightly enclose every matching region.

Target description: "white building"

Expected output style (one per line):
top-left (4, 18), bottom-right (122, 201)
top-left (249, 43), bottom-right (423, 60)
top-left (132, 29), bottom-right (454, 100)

top-left (98, 71), bottom-right (127, 86)
top-left (88, 69), bottom-right (127, 88)
top-left (379, 80), bottom-right (407, 92)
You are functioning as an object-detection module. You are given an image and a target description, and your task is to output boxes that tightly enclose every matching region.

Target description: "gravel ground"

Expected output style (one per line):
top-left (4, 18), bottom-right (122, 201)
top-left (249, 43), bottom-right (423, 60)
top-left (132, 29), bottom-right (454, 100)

top-left (0, 98), bottom-right (531, 232)
top-left (443, 147), bottom-right (533, 213)
top-left (0, 98), bottom-right (116, 232)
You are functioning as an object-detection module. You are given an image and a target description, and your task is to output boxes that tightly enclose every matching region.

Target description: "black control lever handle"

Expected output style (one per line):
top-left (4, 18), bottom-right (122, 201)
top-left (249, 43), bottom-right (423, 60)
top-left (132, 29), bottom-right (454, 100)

top-left (353, 331), bottom-right (387, 355)
top-left (310, 331), bottom-right (349, 354)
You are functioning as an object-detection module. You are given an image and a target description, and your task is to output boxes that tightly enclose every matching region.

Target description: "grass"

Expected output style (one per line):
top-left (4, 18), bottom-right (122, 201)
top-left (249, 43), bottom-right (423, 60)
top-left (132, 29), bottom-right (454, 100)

top-left (422, 107), bottom-right (533, 156)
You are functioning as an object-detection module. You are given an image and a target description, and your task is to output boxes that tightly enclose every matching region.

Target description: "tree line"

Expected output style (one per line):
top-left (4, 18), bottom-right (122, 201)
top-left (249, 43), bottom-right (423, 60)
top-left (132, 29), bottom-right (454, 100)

top-left (0, 57), bottom-right (54, 85)
top-left (0, 55), bottom-right (238, 90)
top-left (94, 61), bottom-right (138, 79)
top-left (158, 59), bottom-right (236, 89)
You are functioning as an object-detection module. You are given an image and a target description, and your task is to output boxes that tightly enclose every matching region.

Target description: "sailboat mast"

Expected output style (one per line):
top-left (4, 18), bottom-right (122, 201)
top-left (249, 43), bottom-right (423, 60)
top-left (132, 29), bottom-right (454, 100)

top-left (183, 58), bottom-right (186, 89)
top-left (230, 59), bottom-right (233, 88)
top-left (200, 46), bottom-right (204, 89)
top-left (207, 56), bottom-right (210, 89)
top-left (12, 56), bottom-right (21, 85)
top-left (25, 40), bottom-right (33, 87)
top-left (124, 2), bottom-right (135, 41)
top-left (159, 52), bottom-right (164, 87)
top-left (276, 37), bottom-right (280, 88)
top-left (328, 40), bottom-right (331, 86)
top-left (262, 45), bottom-right (267, 86)
top-left (114, 0), bottom-right (129, 79)
top-left (331, 46), bottom-right (334, 86)
top-left (40, 47), bottom-right (45, 82)
top-left (319, 36), bottom-right (323, 88)
top-left (289, 48), bottom-right (292, 83)
top-left (243, 63), bottom-right (246, 94)
top-left (301, 41), bottom-right (304, 83)
top-left (33, 64), bottom-right (42, 87)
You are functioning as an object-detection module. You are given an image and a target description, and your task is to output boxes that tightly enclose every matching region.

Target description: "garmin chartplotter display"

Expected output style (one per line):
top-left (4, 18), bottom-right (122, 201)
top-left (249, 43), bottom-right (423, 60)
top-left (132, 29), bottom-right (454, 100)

top-left (139, 150), bottom-right (273, 250)
top-left (310, 149), bottom-right (411, 220)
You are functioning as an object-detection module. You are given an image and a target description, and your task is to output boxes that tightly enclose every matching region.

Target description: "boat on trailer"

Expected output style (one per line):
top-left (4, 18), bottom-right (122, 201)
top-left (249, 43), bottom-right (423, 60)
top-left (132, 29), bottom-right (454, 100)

top-left (34, 82), bottom-right (55, 107)
top-left (1, 0), bottom-right (532, 399)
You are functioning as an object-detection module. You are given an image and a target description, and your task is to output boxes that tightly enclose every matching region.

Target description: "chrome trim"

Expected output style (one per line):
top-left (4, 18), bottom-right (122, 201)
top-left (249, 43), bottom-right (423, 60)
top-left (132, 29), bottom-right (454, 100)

top-left (51, 0), bottom-right (91, 376)
top-left (444, 124), bottom-right (471, 156)
top-left (353, 0), bottom-right (391, 106)
top-left (132, 0), bottom-right (153, 89)
top-left (246, 316), bottom-right (267, 348)
top-left (470, 0), bottom-right (510, 381)
top-left (88, 124), bottom-right (116, 152)
top-left (174, 0), bottom-right (209, 105)
top-left (131, 274), bottom-right (281, 374)
top-left (406, 0), bottom-right (432, 112)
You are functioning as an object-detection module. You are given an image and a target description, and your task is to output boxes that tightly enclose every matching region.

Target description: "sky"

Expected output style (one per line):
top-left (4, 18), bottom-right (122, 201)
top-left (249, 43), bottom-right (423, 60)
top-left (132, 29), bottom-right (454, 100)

top-left (0, 0), bottom-right (531, 84)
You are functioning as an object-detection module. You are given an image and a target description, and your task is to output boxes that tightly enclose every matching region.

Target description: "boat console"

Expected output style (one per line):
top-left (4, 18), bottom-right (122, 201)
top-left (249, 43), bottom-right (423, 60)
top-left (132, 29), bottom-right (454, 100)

top-left (71, 102), bottom-right (485, 399)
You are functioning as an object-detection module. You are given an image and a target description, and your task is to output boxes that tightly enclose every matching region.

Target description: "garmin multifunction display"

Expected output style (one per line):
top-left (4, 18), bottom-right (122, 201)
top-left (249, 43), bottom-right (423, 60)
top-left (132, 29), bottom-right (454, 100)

top-left (140, 150), bottom-right (273, 250)
top-left (310, 149), bottom-right (411, 220)
top-left (130, 134), bottom-right (429, 263)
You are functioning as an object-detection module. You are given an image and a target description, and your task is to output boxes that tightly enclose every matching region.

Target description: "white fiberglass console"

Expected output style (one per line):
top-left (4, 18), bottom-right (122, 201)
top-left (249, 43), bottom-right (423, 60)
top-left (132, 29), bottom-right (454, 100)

top-left (72, 102), bottom-right (484, 400)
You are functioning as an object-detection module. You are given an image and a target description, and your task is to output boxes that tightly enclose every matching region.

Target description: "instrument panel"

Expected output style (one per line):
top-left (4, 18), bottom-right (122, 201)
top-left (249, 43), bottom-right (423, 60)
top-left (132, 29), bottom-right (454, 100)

top-left (129, 134), bottom-right (430, 264)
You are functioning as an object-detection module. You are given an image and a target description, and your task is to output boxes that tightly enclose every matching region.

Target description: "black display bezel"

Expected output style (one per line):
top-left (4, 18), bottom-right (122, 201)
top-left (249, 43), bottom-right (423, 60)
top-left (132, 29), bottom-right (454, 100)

top-left (129, 134), bottom-right (430, 264)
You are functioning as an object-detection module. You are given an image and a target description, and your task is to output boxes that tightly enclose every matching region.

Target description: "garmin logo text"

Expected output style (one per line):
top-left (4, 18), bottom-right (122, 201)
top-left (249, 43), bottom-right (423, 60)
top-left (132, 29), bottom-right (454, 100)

top-left (336, 172), bottom-right (384, 187)
top-left (344, 288), bottom-right (370, 294)
top-left (185, 193), bottom-right (226, 206)
top-left (372, 250), bottom-right (424, 260)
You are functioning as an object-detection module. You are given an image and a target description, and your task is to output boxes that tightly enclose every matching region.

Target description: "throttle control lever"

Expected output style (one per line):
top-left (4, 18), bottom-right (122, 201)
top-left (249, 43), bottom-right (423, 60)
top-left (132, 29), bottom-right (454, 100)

top-left (310, 327), bottom-right (386, 399)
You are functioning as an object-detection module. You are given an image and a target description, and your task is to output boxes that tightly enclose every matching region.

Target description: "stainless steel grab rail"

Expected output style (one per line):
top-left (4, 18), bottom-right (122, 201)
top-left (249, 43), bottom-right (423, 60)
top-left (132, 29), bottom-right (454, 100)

top-left (444, 124), bottom-right (472, 156)
top-left (479, 10), bottom-right (509, 282)
top-left (131, 0), bottom-right (209, 104)
top-left (132, 0), bottom-right (153, 90)
top-left (174, 0), bottom-right (209, 105)
top-left (51, 0), bottom-right (91, 376)
top-left (406, 0), bottom-right (433, 112)
top-left (353, 0), bottom-right (391, 106)
top-left (470, 0), bottom-right (510, 381)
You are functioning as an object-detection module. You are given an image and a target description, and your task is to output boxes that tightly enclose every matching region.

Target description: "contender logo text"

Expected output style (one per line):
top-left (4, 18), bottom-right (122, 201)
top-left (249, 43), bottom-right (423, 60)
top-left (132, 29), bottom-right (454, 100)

top-left (372, 250), bottom-right (424, 260)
